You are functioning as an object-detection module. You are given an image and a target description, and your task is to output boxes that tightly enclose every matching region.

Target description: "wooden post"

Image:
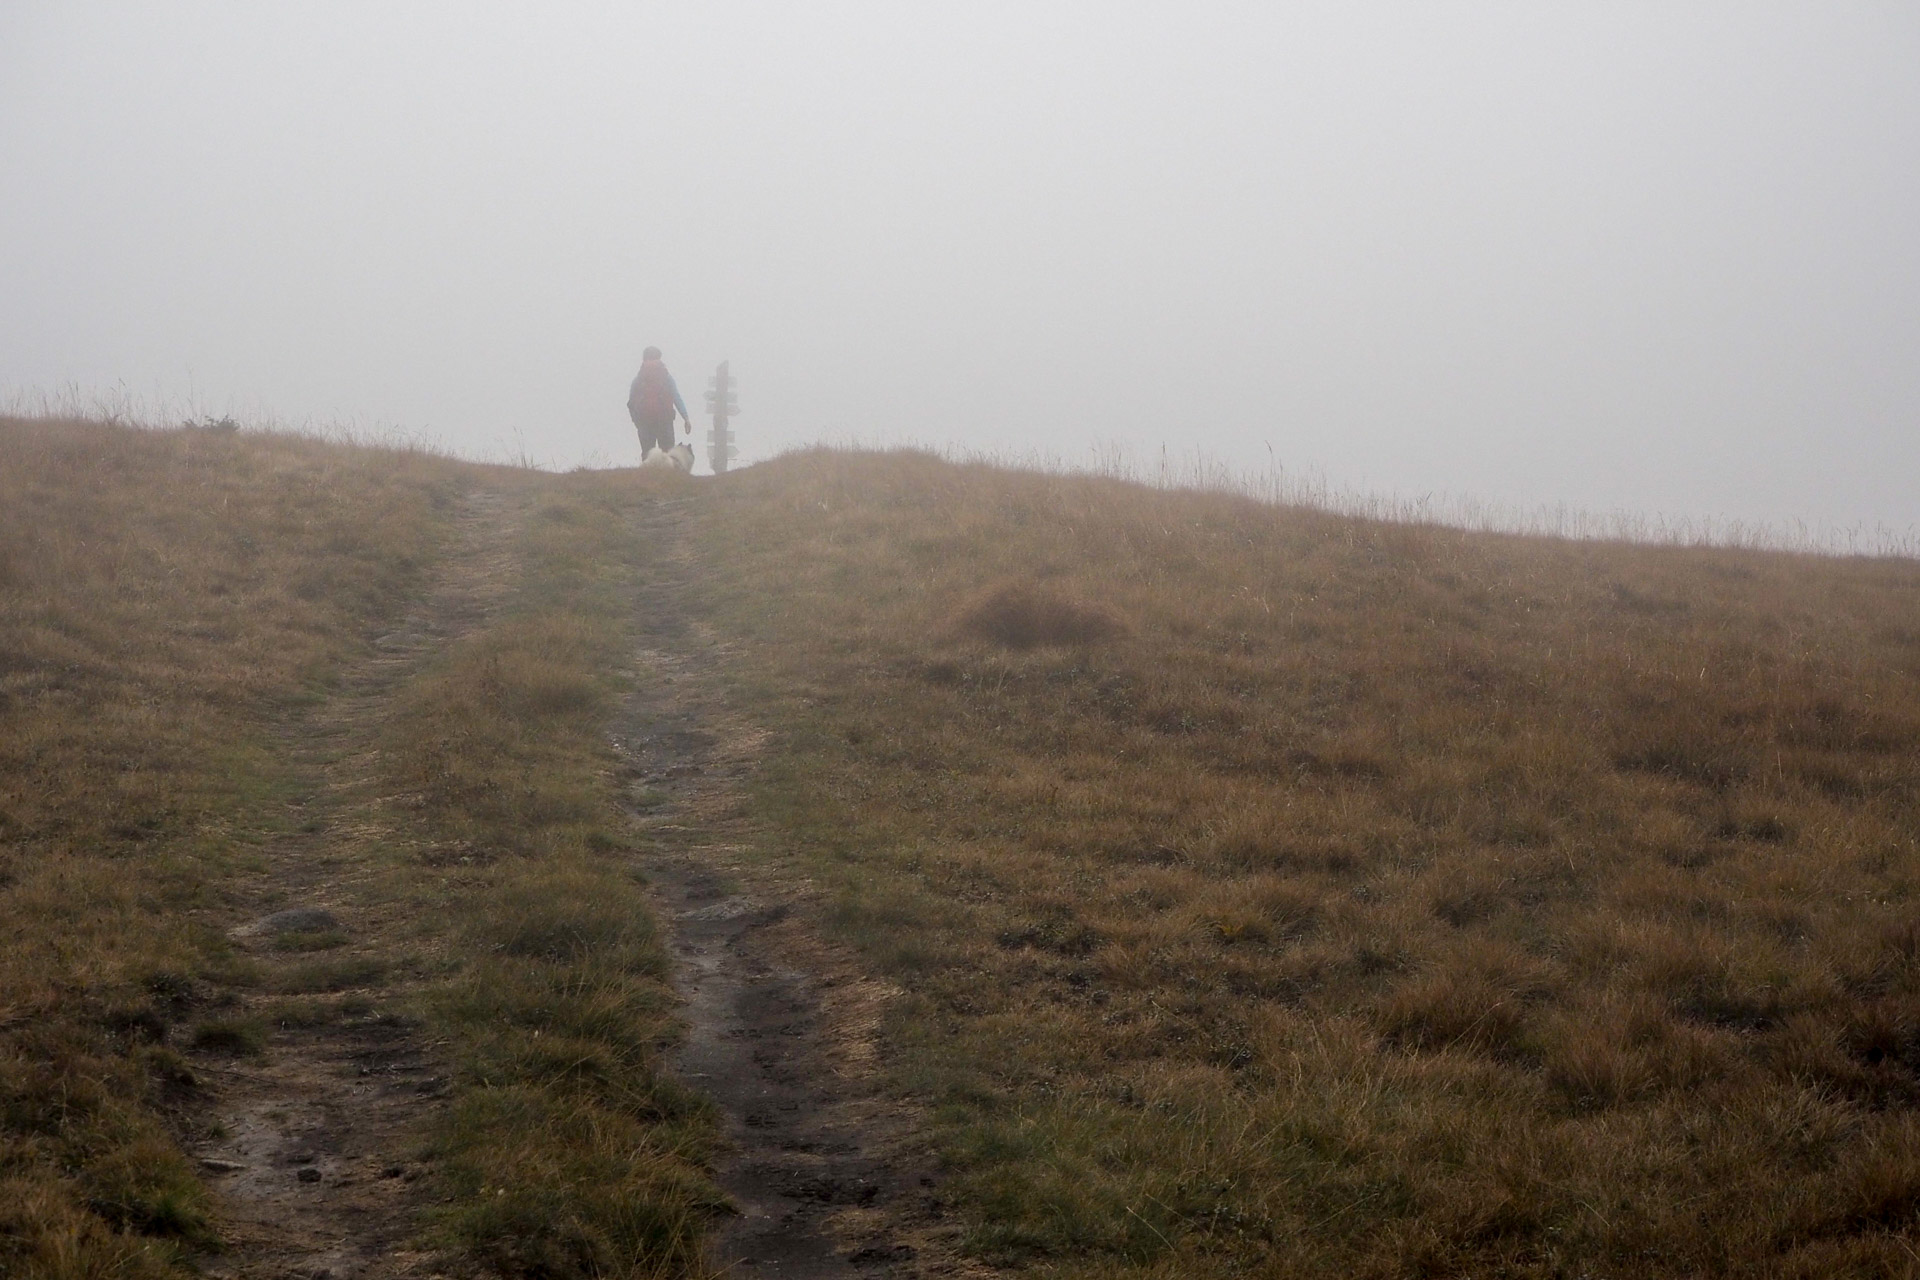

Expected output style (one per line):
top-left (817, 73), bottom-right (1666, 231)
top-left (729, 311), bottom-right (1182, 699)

top-left (704, 362), bottom-right (739, 474)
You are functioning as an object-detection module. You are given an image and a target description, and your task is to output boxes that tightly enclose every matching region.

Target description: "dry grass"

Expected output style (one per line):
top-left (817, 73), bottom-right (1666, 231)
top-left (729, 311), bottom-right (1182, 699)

top-left (16, 413), bottom-right (1920, 1276)
top-left (0, 415), bottom-right (455, 1276)
top-left (686, 446), bottom-right (1920, 1278)
top-left (951, 581), bottom-right (1129, 650)
top-left (0, 417), bottom-right (718, 1278)
top-left (377, 475), bottom-right (724, 1277)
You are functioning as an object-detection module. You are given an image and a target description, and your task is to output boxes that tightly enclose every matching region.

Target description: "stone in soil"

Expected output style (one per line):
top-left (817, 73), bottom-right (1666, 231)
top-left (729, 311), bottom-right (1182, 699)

top-left (258, 907), bottom-right (342, 935)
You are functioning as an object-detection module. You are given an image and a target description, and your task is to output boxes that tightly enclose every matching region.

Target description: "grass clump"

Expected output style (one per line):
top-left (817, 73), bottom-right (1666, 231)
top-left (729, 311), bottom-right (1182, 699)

top-left (686, 447), bottom-right (1920, 1278)
top-left (186, 1018), bottom-right (267, 1057)
top-left (271, 957), bottom-right (391, 995)
top-left (435, 1086), bottom-right (721, 1280)
top-left (951, 579), bottom-right (1128, 649)
top-left (0, 1025), bottom-right (218, 1277)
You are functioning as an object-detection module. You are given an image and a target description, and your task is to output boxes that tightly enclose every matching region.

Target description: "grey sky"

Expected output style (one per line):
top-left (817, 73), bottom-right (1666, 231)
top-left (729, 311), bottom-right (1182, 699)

top-left (4, 3), bottom-right (1916, 532)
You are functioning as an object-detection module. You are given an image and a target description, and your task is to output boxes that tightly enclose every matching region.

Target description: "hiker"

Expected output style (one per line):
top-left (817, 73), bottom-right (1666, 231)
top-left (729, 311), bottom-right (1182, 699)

top-left (627, 347), bottom-right (691, 459)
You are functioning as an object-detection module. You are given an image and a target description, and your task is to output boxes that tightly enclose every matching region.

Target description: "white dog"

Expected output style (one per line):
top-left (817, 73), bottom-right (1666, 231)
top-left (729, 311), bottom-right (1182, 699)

top-left (641, 442), bottom-right (696, 473)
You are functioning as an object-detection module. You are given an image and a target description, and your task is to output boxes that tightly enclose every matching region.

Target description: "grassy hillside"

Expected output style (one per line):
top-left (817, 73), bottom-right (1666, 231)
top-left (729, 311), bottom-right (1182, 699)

top-left (0, 417), bottom-right (716, 1278)
top-left (9, 417), bottom-right (1920, 1278)
top-left (1, 417), bottom-right (450, 1274)
top-left (685, 449), bottom-right (1920, 1278)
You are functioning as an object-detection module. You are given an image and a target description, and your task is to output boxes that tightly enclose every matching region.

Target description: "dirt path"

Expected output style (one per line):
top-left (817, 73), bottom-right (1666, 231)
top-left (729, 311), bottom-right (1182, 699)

top-left (189, 485), bottom-right (527, 1280)
top-left (614, 492), bottom-right (977, 1279)
top-left (182, 480), bottom-right (972, 1278)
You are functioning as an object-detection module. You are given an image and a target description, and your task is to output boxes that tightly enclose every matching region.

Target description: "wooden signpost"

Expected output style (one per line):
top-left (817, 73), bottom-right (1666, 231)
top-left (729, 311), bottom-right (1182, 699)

top-left (704, 362), bottom-right (739, 474)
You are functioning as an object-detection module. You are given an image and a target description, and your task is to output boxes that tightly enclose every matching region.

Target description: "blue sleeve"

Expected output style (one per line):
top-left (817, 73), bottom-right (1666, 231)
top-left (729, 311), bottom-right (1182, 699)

top-left (668, 374), bottom-right (689, 419)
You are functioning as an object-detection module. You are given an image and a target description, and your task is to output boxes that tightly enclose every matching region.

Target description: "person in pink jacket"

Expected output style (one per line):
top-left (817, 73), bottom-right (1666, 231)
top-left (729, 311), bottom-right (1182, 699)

top-left (626, 347), bottom-right (691, 457)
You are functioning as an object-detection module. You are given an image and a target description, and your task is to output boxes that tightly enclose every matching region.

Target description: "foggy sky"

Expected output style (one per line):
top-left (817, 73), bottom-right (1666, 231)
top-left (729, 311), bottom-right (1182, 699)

top-left (4, 3), bottom-right (1917, 533)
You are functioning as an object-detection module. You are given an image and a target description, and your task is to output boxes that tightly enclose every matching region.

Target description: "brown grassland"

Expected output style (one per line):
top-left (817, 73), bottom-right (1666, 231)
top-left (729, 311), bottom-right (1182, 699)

top-left (1, 416), bottom-right (451, 1274)
top-left (684, 448), bottom-right (1920, 1278)
top-left (8, 415), bottom-right (1920, 1278)
top-left (0, 416), bottom-right (717, 1278)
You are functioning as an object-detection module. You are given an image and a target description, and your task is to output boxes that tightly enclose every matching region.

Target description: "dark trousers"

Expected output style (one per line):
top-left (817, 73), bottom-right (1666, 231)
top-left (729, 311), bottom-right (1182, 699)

top-left (635, 419), bottom-right (677, 454)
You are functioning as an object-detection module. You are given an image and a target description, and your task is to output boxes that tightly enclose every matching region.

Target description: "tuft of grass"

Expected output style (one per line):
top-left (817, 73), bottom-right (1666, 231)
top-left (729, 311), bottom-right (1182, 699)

top-left (434, 1086), bottom-right (723, 1280)
top-left (76, 1134), bottom-right (216, 1242)
top-left (951, 579), bottom-right (1128, 649)
top-left (187, 1018), bottom-right (267, 1057)
top-left (270, 957), bottom-right (390, 995)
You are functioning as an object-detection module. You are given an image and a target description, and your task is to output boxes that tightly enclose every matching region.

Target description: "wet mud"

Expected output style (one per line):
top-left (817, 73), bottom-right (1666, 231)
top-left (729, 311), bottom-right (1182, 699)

top-left (617, 493), bottom-right (972, 1279)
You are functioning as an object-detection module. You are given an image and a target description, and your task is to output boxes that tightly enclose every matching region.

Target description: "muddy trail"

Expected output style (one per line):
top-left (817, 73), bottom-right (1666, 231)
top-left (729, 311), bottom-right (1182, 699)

top-left (613, 492), bottom-right (974, 1279)
top-left (189, 486), bottom-right (527, 1280)
top-left (185, 480), bottom-right (972, 1278)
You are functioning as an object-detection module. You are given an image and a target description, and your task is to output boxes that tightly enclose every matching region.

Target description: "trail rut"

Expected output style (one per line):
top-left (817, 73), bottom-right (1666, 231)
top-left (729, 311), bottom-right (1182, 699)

top-left (614, 492), bottom-right (975, 1279)
top-left (189, 486), bottom-right (527, 1280)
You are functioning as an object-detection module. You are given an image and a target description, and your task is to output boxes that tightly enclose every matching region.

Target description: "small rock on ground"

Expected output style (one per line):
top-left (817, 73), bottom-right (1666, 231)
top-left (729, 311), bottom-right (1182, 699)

top-left (259, 907), bottom-right (342, 935)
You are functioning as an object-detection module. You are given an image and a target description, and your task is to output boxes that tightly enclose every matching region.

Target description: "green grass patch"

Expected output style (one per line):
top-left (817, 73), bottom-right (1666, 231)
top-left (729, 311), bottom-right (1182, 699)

top-left (270, 956), bottom-right (391, 995)
top-left (383, 473), bottom-right (724, 1275)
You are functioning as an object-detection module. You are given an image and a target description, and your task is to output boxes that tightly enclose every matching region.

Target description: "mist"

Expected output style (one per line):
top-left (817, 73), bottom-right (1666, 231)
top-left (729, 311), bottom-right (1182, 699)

top-left (4, 3), bottom-right (1916, 533)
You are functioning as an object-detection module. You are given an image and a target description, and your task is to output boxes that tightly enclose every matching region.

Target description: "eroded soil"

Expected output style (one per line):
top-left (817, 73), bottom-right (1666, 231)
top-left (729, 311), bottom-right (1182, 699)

top-left (615, 492), bottom-right (979, 1279)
